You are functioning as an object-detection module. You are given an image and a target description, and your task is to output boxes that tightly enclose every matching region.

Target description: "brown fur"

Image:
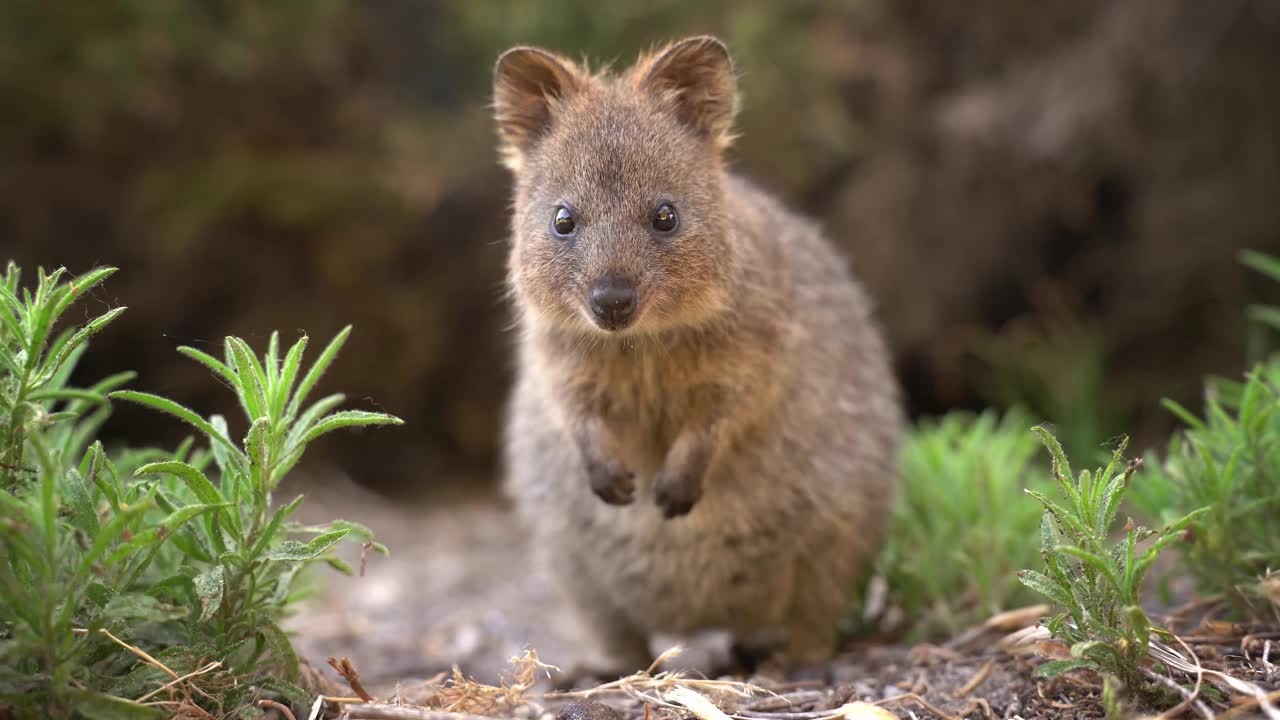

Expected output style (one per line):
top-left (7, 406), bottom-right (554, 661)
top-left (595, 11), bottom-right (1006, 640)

top-left (494, 36), bottom-right (904, 673)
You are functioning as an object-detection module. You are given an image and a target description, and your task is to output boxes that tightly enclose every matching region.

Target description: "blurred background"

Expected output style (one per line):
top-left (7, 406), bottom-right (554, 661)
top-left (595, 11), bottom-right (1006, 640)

top-left (6, 0), bottom-right (1280, 497)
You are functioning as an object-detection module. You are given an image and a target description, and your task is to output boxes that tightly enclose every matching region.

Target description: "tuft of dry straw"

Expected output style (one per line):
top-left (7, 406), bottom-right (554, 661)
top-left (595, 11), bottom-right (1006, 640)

top-left (542, 645), bottom-right (770, 710)
top-left (427, 649), bottom-right (559, 714)
top-left (322, 648), bottom-right (561, 719)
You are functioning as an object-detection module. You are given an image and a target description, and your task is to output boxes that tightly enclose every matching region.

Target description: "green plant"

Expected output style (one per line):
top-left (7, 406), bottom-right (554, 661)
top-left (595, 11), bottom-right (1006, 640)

top-left (1131, 360), bottom-right (1280, 621)
top-left (1018, 428), bottom-right (1206, 696)
top-left (1242, 249), bottom-right (1280, 363)
top-left (1128, 250), bottom-right (1280, 622)
top-left (871, 407), bottom-right (1053, 640)
top-left (0, 262), bottom-right (402, 717)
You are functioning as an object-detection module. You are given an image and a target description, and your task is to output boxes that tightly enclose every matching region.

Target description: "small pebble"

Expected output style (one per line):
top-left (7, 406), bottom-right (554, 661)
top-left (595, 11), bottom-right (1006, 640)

top-left (558, 699), bottom-right (621, 720)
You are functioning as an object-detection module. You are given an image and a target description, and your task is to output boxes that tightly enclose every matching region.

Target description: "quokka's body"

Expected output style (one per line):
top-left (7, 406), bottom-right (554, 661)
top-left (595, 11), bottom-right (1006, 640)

top-left (495, 36), bottom-right (903, 672)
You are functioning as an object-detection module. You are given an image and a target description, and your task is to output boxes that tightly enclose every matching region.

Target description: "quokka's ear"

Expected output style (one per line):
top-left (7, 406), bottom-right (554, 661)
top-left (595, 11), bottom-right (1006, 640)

top-left (493, 46), bottom-right (583, 170)
top-left (637, 36), bottom-right (738, 148)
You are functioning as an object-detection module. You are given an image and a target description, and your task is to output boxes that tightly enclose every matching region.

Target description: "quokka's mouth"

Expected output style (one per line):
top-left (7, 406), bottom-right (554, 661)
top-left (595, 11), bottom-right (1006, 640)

top-left (588, 309), bottom-right (639, 332)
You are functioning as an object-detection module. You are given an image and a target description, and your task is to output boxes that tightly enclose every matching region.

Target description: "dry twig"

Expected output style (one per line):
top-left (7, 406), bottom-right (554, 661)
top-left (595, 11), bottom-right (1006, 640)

top-left (1150, 637), bottom-right (1280, 720)
top-left (1153, 632), bottom-right (1208, 720)
top-left (335, 707), bottom-right (498, 720)
top-left (258, 698), bottom-right (299, 720)
top-left (875, 692), bottom-right (958, 719)
top-left (75, 626), bottom-right (217, 717)
top-left (329, 656), bottom-right (375, 702)
top-left (953, 659), bottom-right (994, 698)
top-left (1217, 690), bottom-right (1280, 720)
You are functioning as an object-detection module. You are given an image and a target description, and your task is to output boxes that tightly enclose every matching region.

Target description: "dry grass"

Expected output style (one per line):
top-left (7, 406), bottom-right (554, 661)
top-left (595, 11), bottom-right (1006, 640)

top-left (299, 607), bottom-right (1280, 720)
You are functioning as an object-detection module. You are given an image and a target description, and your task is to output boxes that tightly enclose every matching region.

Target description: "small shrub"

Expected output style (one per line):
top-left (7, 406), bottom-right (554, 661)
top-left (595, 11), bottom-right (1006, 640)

top-left (1128, 249), bottom-right (1280, 622)
top-left (872, 408), bottom-right (1053, 639)
top-left (1018, 428), bottom-right (1206, 695)
top-left (0, 262), bottom-right (402, 717)
top-left (1130, 359), bottom-right (1280, 621)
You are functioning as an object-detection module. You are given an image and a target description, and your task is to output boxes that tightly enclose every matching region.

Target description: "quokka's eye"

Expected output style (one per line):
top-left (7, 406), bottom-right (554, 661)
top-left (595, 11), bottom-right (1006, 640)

top-left (652, 203), bottom-right (678, 234)
top-left (552, 206), bottom-right (576, 237)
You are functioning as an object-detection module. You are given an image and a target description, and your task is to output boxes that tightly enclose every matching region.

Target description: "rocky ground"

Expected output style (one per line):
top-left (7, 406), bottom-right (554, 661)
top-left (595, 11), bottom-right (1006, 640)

top-left (280, 470), bottom-right (1279, 720)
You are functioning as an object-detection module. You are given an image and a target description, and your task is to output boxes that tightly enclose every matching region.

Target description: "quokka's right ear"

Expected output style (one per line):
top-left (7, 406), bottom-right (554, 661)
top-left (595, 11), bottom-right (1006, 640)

top-left (493, 46), bottom-right (583, 170)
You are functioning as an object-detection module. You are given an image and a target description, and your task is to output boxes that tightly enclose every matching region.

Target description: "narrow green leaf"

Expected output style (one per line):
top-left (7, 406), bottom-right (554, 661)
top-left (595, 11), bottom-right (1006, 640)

top-left (1072, 640), bottom-right (1122, 665)
top-left (70, 689), bottom-right (166, 719)
top-left (264, 529), bottom-right (349, 561)
top-left (323, 555), bottom-right (355, 575)
top-left (177, 345), bottom-right (238, 389)
top-left (245, 416), bottom-right (270, 483)
top-left (286, 325), bottom-right (351, 422)
top-left (274, 335), bottom-right (308, 422)
top-left (289, 519), bottom-right (381, 545)
top-left (62, 467), bottom-right (100, 537)
top-left (39, 456), bottom-right (57, 552)
top-left (85, 442), bottom-right (120, 510)
top-left (73, 370), bottom-right (137, 414)
top-left (1160, 399), bottom-right (1206, 432)
top-left (67, 499), bottom-right (153, 621)
top-left (208, 414), bottom-right (235, 475)
top-left (134, 461), bottom-right (225, 509)
top-left (1025, 490), bottom-right (1092, 538)
top-left (193, 565), bottom-right (225, 621)
top-left (100, 593), bottom-right (189, 623)
top-left (266, 330), bottom-right (281, 389)
top-left (1247, 305), bottom-right (1280, 333)
top-left (0, 286), bottom-right (23, 344)
top-left (23, 268), bottom-right (68, 362)
top-left (107, 502), bottom-right (228, 564)
top-left (283, 392), bottom-right (344, 450)
top-left (250, 494), bottom-right (306, 559)
top-left (258, 620), bottom-right (300, 682)
top-left (299, 410), bottom-right (403, 445)
top-left (1241, 248), bottom-right (1280, 284)
top-left (1033, 659), bottom-right (1095, 679)
top-left (0, 343), bottom-right (21, 375)
top-left (1018, 569), bottom-right (1073, 608)
top-left (1127, 605), bottom-right (1150, 650)
top-left (45, 306), bottom-right (126, 379)
top-left (256, 676), bottom-right (312, 709)
top-left (109, 391), bottom-right (247, 465)
top-left (49, 266), bottom-right (117, 325)
top-left (28, 388), bottom-right (105, 404)
top-left (1033, 426), bottom-right (1085, 516)
top-left (226, 337), bottom-right (268, 421)
top-left (1058, 544), bottom-right (1126, 593)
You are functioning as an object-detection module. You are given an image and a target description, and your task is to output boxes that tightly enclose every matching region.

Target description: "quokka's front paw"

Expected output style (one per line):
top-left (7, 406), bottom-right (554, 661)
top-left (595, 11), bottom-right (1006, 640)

top-left (654, 470), bottom-right (703, 518)
top-left (586, 459), bottom-right (635, 505)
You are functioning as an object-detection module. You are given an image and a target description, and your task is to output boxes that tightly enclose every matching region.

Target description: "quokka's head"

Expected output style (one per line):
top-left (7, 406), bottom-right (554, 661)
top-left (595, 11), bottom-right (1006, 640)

top-left (494, 36), bottom-right (739, 335)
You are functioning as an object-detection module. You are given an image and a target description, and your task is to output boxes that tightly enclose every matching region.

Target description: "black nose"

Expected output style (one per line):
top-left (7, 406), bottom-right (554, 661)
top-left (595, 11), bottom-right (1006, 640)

top-left (589, 274), bottom-right (637, 328)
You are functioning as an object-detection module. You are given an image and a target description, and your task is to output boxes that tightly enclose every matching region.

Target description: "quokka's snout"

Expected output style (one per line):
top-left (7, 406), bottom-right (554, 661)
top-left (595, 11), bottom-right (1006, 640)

top-left (587, 273), bottom-right (638, 330)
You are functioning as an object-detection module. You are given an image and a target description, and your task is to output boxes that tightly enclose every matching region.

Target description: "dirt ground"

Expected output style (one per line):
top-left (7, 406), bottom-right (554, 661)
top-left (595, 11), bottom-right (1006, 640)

top-left (281, 469), bottom-right (1279, 720)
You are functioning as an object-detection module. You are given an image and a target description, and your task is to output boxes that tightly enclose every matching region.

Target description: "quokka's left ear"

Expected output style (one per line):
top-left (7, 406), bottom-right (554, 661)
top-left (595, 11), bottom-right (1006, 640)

top-left (636, 36), bottom-right (738, 149)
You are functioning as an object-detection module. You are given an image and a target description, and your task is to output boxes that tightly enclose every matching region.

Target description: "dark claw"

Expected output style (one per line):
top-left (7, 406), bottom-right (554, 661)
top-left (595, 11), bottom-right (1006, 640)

top-left (655, 472), bottom-right (702, 518)
top-left (587, 460), bottom-right (635, 505)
